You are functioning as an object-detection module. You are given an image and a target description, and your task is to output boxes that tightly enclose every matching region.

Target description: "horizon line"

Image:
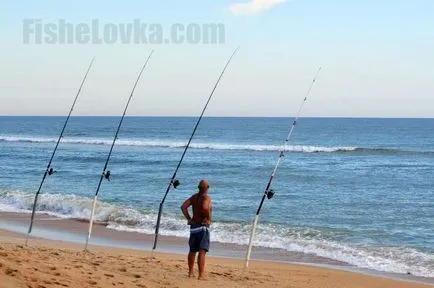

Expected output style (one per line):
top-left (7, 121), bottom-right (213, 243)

top-left (1, 115), bottom-right (434, 119)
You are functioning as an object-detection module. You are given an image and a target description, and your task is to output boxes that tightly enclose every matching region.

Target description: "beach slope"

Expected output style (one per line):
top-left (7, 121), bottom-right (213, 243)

top-left (0, 230), bottom-right (432, 288)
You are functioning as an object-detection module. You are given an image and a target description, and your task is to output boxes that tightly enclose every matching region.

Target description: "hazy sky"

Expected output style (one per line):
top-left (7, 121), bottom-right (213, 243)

top-left (0, 0), bottom-right (433, 117)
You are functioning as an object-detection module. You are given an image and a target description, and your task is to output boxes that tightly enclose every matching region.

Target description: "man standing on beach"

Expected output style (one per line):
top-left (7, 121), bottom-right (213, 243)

top-left (181, 179), bottom-right (212, 280)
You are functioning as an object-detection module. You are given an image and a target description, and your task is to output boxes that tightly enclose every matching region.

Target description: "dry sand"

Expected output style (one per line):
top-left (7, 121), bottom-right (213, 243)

top-left (0, 230), bottom-right (432, 288)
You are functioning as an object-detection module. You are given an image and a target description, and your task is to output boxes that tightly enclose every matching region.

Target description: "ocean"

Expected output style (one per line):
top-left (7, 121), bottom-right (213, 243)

top-left (0, 116), bottom-right (433, 277)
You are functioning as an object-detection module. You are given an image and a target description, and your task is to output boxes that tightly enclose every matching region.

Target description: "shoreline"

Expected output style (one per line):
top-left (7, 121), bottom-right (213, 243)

top-left (0, 212), bottom-right (346, 265)
top-left (0, 211), bottom-right (433, 287)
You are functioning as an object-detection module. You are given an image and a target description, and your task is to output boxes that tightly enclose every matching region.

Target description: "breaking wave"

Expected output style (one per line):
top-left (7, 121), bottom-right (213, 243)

top-left (3, 135), bottom-right (432, 155)
top-left (0, 135), bottom-right (366, 153)
top-left (0, 189), bottom-right (433, 278)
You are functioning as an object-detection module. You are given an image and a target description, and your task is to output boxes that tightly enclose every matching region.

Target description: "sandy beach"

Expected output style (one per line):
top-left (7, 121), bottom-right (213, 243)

top-left (0, 228), bottom-right (431, 288)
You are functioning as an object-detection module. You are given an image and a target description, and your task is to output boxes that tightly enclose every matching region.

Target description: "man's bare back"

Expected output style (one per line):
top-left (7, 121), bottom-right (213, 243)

top-left (190, 193), bottom-right (212, 226)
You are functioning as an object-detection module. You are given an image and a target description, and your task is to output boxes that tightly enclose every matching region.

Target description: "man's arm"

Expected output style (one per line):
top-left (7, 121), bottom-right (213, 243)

top-left (202, 196), bottom-right (211, 223)
top-left (181, 197), bottom-right (192, 223)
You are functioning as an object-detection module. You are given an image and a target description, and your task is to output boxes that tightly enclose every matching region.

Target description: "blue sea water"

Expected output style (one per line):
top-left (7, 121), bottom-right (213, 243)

top-left (0, 116), bottom-right (433, 277)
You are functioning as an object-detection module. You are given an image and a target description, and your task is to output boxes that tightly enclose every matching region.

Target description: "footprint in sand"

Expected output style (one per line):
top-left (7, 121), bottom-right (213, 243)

top-left (5, 267), bottom-right (18, 276)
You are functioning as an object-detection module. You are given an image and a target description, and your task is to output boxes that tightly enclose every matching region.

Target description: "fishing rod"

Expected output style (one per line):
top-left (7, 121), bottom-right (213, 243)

top-left (244, 67), bottom-right (322, 270)
top-left (151, 47), bottom-right (240, 254)
top-left (25, 57), bottom-right (95, 245)
top-left (84, 50), bottom-right (154, 250)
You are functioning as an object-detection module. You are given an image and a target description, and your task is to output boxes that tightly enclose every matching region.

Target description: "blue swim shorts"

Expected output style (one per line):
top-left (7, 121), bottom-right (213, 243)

top-left (189, 224), bottom-right (210, 253)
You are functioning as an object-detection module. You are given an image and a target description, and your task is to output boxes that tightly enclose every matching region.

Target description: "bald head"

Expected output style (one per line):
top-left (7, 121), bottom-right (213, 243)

top-left (198, 179), bottom-right (209, 194)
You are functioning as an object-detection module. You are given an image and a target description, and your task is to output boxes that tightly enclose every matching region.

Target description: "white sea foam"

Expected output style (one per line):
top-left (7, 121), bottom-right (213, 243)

top-left (0, 189), bottom-right (433, 278)
top-left (0, 135), bottom-right (357, 153)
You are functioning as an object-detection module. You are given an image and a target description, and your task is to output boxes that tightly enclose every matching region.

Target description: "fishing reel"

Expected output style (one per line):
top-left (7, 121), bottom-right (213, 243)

top-left (172, 179), bottom-right (180, 189)
top-left (266, 189), bottom-right (275, 200)
top-left (103, 170), bottom-right (111, 181)
top-left (47, 168), bottom-right (56, 176)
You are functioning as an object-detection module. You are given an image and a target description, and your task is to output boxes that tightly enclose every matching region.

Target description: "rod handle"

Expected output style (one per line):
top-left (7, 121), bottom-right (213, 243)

top-left (85, 195), bottom-right (98, 250)
top-left (244, 215), bottom-right (259, 270)
top-left (152, 203), bottom-right (164, 250)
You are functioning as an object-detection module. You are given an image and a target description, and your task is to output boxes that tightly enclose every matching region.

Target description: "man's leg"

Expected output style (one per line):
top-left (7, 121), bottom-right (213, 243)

top-left (198, 249), bottom-right (207, 280)
top-left (188, 252), bottom-right (196, 278)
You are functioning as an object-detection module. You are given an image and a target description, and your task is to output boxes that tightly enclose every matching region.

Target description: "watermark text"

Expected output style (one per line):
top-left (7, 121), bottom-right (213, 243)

top-left (23, 19), bottom-right (225, 45)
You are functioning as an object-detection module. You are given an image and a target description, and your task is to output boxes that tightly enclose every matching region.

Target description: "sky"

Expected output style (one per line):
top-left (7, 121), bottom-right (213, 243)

top-left (0, 0), bottom-right (433, 117)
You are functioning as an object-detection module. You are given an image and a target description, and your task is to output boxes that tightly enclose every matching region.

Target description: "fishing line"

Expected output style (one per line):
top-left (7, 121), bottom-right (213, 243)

top-left (84, 50), bottom-right (154, 250)
top-left (151, 47), bottom-right (240, 255)
top-left (244, 67), bottom-right (322, 270)
top-left (25, 57), bottom-right (95, 245)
